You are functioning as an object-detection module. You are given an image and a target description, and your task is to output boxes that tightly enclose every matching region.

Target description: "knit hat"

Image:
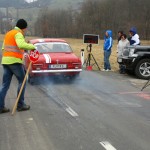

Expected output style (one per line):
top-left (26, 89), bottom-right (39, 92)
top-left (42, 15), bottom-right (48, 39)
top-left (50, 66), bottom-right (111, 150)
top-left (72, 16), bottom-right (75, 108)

top-left (16, 19), bottom-right (28, 29)
top-left (129, 27), bottom-right (137, 34)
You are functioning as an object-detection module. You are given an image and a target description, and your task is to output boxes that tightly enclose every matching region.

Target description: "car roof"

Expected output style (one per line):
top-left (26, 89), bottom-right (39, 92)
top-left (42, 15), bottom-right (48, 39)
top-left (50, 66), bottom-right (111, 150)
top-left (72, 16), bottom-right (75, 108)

top-left (29, 38), bottom-right (67, 45)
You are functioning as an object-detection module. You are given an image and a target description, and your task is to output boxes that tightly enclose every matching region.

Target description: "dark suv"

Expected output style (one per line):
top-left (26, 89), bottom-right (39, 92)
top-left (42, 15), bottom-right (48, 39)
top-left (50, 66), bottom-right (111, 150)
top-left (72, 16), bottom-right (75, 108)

top-left (118, 45), bottom-right (150, 80)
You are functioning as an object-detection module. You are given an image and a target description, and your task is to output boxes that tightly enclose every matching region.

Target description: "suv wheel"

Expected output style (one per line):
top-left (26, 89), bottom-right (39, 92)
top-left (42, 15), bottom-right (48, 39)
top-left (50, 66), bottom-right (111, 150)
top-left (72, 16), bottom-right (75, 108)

top-left (135, 59), bottom-right (150, 80)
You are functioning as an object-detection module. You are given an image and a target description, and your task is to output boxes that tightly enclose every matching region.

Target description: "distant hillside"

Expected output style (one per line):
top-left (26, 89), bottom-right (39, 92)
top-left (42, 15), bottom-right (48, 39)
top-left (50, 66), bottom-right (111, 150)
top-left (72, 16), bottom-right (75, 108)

top-left (46, 0), bottom-right (84, 10)
top-left (0, 0), bottom-right (84, 20)
top-left (33, 0), bottom-right (84, 10)
top-left (0, 0), bottom-right (84, 34)
top-left (0, 0), bottom-right (84, 10)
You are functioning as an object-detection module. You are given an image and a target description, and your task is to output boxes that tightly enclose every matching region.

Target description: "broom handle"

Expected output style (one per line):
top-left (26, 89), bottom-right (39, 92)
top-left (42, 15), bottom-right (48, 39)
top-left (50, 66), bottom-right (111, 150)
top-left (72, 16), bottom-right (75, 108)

top-left (12, 62), bottom-right (32, 115)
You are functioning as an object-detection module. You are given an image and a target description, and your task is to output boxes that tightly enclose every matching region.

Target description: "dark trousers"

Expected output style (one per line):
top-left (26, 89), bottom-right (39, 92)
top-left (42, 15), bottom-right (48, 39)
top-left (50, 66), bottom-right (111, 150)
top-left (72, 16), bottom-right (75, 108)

top-left (0, 63), bottom-right (26, 109)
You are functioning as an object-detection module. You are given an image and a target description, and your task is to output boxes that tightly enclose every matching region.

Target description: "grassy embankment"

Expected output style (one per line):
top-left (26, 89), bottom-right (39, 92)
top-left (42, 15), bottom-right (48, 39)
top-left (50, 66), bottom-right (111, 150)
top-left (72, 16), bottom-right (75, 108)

top-left (0, 34), bottom-right (150, 71)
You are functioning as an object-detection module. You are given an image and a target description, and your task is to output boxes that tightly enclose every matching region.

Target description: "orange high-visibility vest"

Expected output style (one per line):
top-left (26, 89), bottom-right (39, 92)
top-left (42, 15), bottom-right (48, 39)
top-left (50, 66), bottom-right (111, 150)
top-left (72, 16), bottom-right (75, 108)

top-left (3, 29), bottom-right (24, 59)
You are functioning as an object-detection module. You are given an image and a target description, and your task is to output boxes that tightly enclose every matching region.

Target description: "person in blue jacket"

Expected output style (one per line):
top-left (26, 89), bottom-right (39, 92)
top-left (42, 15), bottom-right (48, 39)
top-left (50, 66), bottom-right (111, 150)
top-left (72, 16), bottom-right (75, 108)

top-left (102, 30), bottom-right (113, 71)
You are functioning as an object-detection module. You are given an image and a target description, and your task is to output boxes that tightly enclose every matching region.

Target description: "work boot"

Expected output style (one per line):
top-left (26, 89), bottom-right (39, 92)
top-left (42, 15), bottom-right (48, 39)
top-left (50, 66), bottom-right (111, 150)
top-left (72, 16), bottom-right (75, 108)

top-left (0, 107), bottom-right (10, 114)
top-left (17, 104), bottom-right (30, 111)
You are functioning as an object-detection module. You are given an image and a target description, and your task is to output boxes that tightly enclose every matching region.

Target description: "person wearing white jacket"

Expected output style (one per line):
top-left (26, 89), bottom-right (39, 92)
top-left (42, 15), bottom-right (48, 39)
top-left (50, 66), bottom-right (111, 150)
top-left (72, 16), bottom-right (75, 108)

top-left (117, 34), bottom-right (130, 73)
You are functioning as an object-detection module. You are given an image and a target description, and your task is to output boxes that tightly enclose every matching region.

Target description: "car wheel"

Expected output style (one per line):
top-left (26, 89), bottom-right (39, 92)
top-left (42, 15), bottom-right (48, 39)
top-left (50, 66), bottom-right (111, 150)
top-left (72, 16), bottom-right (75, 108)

top-left (27, 74), bottom-right (34, 85)
top-left (135, 59), bottom-right (150, 80)
top-left (70, 74), bottom-right (80, 80)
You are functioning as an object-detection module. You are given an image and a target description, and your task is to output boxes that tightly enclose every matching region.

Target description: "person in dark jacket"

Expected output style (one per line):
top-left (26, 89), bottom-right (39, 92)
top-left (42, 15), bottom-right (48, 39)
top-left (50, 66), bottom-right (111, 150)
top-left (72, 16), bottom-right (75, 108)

top-left (102, 30), bottom-right (113, 71)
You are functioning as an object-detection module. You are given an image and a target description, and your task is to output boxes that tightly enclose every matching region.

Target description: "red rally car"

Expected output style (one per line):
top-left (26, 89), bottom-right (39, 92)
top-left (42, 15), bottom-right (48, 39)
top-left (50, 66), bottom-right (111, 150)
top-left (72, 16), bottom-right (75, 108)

top-left (24, 38), bottom-right (82, 83)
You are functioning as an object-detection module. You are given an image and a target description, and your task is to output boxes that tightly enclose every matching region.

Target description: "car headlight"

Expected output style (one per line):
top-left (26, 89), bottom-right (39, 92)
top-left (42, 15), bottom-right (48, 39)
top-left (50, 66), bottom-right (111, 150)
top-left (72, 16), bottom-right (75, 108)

top-left (129, 48), bottom-right (138, 57)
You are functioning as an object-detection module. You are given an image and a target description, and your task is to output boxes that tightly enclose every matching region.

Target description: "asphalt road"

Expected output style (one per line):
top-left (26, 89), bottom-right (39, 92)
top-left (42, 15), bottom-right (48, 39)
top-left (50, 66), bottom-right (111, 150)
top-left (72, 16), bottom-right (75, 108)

top-left (0, 43), bottom-right (150, 150)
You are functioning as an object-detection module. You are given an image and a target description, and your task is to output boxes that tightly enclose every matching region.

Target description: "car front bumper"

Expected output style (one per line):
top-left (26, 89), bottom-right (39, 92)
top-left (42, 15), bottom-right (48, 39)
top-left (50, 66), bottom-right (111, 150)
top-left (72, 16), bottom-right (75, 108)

top-left (117, 57), bottom-right (136, 70)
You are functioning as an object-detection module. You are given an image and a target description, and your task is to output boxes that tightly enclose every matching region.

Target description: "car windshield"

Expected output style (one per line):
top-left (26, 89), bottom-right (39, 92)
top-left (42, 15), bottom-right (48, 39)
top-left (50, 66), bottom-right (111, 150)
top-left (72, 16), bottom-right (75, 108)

top-left (34, 42), bottom-right (72, 53)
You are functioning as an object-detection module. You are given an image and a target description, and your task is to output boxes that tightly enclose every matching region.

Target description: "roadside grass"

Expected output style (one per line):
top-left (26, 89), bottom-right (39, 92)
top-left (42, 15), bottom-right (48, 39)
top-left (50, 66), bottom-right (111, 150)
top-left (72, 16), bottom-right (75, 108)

top-left (0, 34), bottom-right (150, 72)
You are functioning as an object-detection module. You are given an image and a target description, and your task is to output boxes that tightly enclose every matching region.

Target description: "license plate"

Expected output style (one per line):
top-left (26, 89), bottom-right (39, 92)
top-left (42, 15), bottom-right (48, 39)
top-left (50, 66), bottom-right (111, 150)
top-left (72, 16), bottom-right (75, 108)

top-left (49, 64), bottom-right (67, 69)
top-left (118, 58), bottom-right (122, 63)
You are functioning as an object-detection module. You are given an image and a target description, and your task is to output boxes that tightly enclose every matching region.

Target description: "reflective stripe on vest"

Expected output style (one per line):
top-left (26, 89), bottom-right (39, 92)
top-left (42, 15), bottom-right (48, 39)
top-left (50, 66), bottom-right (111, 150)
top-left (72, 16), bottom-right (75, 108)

top-left (4, 45), bottom-right (24, 54)
top-left (3, 29), bottom-right (24, 59)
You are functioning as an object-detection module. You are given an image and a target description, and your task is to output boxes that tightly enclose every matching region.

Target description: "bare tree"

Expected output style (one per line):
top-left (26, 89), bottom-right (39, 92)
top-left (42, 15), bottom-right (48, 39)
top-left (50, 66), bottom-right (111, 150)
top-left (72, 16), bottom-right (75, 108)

top-left (34, 0), bottom-right (150, 40)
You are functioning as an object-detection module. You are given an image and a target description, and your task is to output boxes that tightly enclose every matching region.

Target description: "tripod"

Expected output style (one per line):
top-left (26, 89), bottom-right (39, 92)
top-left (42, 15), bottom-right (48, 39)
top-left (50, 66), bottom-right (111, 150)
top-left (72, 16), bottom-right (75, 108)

top-left (141, 78), bottom-right (150, 91)
top-left (83, 44), bottom-right (100, 70)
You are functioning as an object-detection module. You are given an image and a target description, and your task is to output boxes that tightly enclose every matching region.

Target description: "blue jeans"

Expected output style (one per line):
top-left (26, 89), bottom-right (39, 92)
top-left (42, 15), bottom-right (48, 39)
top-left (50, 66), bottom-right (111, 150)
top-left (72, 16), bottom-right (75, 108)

top-left (104, 50), bottom-right (111, 70)
top-left (0, 63), bottom-right (26, 109)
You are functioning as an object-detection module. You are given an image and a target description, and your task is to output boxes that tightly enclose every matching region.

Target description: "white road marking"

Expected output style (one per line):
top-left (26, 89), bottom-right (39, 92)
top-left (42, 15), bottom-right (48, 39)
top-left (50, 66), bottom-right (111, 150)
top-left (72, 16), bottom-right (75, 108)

top-left (28, 118), bottom-right (33, 121)
top-left (40, 86), bottom-right (79, 117)
top-left (100, 141), bottom-right (117, 150)
top-left (26, 118), bottom-right (34, 123)
top-left (66, 107), bottom-right (78, 117)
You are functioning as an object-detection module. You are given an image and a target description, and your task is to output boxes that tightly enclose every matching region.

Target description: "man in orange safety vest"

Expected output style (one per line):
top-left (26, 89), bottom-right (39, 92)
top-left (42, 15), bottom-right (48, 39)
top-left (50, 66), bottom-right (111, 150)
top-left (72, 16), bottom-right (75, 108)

top-left (0, 19), bottom-right (36, 113)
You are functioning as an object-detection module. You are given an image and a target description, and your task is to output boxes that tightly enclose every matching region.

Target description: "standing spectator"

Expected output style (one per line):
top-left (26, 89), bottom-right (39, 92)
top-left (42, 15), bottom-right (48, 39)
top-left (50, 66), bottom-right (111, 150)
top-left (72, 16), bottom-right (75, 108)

top-left (117, 31), bottom-right (124, 43)
top-left (102, 30), bottom-right (113, 71)
top-left (0, 19), bottom-right (36, 114)
top-left (117, 34), bottom-right (130, 74)
top-left (129, 27), bottom-right (140, 45)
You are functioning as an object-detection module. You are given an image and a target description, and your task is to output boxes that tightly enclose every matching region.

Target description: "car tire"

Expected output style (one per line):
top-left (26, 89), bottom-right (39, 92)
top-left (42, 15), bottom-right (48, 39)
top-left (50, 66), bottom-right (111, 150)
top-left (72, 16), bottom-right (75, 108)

top-left (135, 59), bottom-right (150, 80)
top-left (27, 74), bottom-right (34, 85)
top-left (70, 74), bottom-right (80, 80)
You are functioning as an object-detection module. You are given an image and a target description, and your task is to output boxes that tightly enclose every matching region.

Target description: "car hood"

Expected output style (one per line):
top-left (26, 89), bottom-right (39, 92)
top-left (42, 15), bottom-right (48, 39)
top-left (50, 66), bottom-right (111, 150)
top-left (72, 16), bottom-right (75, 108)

top-left (36, 52), bottom-right (80, 64)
